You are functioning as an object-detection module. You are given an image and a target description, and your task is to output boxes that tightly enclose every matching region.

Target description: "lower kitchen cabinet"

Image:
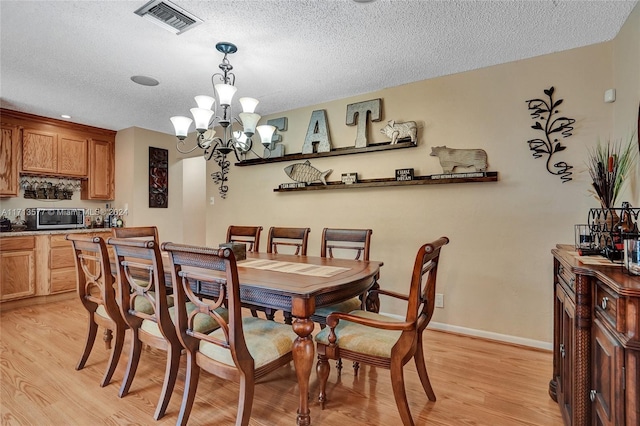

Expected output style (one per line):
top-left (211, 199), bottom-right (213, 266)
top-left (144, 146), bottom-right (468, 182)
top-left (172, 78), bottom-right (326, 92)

top-left (0, 236), bottom-right (36, 301)
top-left (0, 230), bottom-right (112, 307)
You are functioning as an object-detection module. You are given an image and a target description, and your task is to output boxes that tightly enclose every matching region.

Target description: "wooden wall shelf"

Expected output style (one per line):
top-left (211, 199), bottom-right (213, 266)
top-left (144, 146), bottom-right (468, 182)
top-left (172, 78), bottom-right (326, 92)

top-left (236, 140), bottom-right (417, 166)
top-left (273, 172), bottom-right (498, 192)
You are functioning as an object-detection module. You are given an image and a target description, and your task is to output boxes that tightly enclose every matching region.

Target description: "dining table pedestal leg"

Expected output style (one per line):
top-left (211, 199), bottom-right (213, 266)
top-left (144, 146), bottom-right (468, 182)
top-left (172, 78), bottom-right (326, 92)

top-left (292, 316), bottom-right (315, 426)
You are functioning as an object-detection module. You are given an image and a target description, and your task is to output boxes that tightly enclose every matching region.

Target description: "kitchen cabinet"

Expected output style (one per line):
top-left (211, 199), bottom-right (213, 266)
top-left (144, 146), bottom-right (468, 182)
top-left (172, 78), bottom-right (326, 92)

top-left (81, 138), bottom-right (114, 200)
top-left (0, 236), bottom-right (36, 301)
top-left (49, 234), bottom-right (78, 294)
top-left (0, 123), bottom-right (20, 197)
top-left (22, 128), bottom-right (87, 177)
top-left (58, 134), bottom-right (88, 176)
top-left (0, 230), bottom-right (112, 308)
top-left (0, 108), bottom-right (115, 199)
top-left (550, 245), bottom-right (640, 425)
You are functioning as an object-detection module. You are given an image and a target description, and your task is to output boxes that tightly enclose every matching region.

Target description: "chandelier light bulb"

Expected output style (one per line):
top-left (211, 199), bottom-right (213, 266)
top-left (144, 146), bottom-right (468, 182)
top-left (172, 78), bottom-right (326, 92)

top-left (256, 124), bottom-right (276, 146)
top-left (239, 112), bottom-right (261, 136)
top-left (194, 95), bottom-right (215, 110)
top-left (190, 107), bottom-right (215, 132)
top-left (239, 97), bottom-right (259, 113)
top-left (170, 116), bottom-right (193, 139)
top-left (214, 83), bottom-right (237, 106)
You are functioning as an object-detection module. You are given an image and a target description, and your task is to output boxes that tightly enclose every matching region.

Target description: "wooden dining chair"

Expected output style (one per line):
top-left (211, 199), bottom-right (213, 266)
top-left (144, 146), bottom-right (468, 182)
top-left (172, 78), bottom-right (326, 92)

top-left (227, 225), bottom-right (263, 317)
top-left (226, 225), bottom-right (263, 252)
top-left (67, 234), bottom-right (128, 388)
top-left (265, 226), bottom-right (311, 323)
top-left (312, 228), bottom-right (375, 326)
top-left (112, 225), bottom-right (159, 242)
top-left (108, 237), bottom-right (225, 420)
top-left (315, 237), bottom-right (449, 426)
top-left (266, 226), bottom-right (310, 255)
top-left (162, 242), bottom-right (298, 426)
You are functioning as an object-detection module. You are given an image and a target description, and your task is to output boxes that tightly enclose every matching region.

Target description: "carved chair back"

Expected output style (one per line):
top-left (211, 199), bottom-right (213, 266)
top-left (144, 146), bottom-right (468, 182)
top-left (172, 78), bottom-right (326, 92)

top-left (68, 234), bottom-right (122, 327)
top-left (112, 226), bottom-right (159, 243)
top-left (108, 238), bottom-right (170, 334)
top-left (267, 226), bottom-right (311, 255)
top-left (226, 225), bottom-right (263, 252)
top-left (321, 228), bottom-right (372, 261)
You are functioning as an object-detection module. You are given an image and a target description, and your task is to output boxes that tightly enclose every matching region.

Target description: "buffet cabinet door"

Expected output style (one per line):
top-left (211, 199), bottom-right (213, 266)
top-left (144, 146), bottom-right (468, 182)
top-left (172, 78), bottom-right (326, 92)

top-left (591, 318), bottom-right (624, 426)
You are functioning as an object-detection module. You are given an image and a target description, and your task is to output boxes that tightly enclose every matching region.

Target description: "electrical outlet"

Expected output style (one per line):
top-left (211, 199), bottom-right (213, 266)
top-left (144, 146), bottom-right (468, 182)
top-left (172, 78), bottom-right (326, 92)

top-left (435, 293), bottom-right (444, 308)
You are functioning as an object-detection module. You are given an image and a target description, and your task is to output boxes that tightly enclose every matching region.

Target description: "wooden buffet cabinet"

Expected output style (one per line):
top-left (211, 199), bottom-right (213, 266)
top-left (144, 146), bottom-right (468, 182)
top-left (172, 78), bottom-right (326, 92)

top-left (0, 108), bottom-right (115, 200)
top-left (551, 245), bottom-right (640, 426)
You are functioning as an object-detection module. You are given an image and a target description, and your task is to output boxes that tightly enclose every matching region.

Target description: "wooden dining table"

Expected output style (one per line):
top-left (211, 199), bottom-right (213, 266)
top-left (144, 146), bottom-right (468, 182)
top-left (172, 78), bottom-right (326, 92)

top-left (117, 249), bottom-right (383, 425)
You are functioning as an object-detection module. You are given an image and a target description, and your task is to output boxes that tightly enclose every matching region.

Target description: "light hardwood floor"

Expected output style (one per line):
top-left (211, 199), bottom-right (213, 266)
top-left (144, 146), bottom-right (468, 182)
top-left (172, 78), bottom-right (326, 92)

top-left (0, 299), bottom-right (562, 425)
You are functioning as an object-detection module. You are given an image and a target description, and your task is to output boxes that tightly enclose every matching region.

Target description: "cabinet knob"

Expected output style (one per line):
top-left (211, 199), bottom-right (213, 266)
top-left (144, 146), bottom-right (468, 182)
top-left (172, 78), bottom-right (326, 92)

top-left (601, 297), bottom-right (609, 310)
top-left (558, 265), bottom-right (564, 275)
top-left (560, 343), bottom-right (565, 358)
top-left (590, 389), bottom-right (597, 402)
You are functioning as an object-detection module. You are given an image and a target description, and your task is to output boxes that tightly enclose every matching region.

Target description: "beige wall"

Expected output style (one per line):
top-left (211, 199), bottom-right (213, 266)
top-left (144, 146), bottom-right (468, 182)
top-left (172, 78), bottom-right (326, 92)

top-left (205, 42), bottom-right (618, 347)
top-left (114, 127), bottom-right (189, 244)
top-left (612, 1), bottom-right (640, 206)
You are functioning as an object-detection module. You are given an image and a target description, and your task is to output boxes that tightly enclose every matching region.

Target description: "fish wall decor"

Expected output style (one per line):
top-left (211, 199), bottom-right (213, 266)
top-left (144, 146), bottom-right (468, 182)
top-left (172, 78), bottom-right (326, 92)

top-left (284, 160), bottom-right (332, 185)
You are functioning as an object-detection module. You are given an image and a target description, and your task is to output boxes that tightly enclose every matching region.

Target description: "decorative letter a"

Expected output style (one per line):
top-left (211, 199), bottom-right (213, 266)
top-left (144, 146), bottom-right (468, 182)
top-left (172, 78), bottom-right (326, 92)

top-left (302, 110), bottom-right (332, 154)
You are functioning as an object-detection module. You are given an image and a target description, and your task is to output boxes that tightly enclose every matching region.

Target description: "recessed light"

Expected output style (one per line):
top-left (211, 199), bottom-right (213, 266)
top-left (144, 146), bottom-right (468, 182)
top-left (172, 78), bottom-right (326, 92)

top-left (131, 75), bottom-right (160, 86)
top-left (61, 114), bottom-right (71, 119)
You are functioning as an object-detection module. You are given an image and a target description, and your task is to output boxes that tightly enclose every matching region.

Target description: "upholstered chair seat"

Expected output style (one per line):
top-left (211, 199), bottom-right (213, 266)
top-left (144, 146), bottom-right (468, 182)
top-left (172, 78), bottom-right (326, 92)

top-left (315, 310), bottom-right (403, 358)
top-left (199, 317), bottom-right (297, 367)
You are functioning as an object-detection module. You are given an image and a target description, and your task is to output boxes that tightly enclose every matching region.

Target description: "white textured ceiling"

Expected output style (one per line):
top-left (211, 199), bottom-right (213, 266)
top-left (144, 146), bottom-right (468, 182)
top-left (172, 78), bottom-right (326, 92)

top-left (0, 0), bottom-right (637, 135)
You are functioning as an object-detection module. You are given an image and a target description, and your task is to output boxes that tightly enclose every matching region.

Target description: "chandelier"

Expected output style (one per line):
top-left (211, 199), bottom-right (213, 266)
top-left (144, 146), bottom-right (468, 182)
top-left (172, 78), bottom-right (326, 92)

top-left (170, 42), bottom-right (276, 198)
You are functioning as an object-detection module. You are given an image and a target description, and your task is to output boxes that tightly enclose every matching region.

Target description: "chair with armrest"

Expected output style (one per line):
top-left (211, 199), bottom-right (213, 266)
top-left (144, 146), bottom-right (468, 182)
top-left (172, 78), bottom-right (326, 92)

top-left (107, 237), bottom-right (225, 420)
top-left (162, 242), bottom-right (297, 426)
top-left (67, 234), bottom-right (128, 388)
top-left (266, 226), bottom-right (310, 255)
top-left (265, 226), bottom-right (311, 323)
top-left (315, 237), bottom-right (449, 426)
top-left (226, 225), bottom-right (263, 252)
top-left (111, 226), bottom-right (159, 242)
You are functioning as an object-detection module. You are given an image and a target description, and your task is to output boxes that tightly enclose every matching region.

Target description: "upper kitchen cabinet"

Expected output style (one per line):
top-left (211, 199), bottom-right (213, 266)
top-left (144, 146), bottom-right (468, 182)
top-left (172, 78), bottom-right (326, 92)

top-left (22, 129), bottom-right (87, 177)
top-left (0, 109), bottom-right (116, 200)
top-left (0, 123), bottom-right (20, 197)
top-left (81, 138), bottom-right (114, 200)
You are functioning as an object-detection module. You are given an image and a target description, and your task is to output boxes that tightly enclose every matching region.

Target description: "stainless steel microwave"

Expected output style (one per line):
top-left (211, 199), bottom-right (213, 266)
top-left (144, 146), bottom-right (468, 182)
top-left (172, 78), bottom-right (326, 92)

top-left (25, 208), bottom-right (85, 230)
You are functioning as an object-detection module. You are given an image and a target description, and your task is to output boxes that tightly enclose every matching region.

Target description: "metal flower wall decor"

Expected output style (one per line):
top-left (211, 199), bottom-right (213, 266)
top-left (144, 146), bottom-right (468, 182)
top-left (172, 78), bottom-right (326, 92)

top-left (525, 86), bottom-right (575, 182)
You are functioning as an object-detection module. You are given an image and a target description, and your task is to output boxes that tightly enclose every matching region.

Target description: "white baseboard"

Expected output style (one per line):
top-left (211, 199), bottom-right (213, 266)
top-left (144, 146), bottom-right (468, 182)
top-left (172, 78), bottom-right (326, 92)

top-left (379, 312), bottom-right (552, 351)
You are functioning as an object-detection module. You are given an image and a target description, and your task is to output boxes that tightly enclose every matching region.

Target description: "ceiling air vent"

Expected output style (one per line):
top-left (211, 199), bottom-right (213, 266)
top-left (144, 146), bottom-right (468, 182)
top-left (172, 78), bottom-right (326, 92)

top-left (134, 0), bottom-right (202, 35)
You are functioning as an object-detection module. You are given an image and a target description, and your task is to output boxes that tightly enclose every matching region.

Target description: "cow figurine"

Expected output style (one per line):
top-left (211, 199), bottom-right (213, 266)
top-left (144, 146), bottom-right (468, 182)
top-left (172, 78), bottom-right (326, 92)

top-left (379, 120), bottom-right (417, 145)
top-left (430, 146), bottom-right (488, 173)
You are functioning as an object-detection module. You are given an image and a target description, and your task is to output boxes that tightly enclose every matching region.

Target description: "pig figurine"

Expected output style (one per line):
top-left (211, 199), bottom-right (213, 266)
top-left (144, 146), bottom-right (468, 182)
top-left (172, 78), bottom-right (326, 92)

top-left (379, 120), bottom-right (417, 145)
top-left (430, 146), bottom-right (488, 173)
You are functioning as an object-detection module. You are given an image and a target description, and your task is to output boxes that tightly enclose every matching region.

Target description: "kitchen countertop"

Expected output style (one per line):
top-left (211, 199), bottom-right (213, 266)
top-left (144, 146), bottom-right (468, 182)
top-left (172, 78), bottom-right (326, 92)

top-left (0, 228), bottom-right (113, 238)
